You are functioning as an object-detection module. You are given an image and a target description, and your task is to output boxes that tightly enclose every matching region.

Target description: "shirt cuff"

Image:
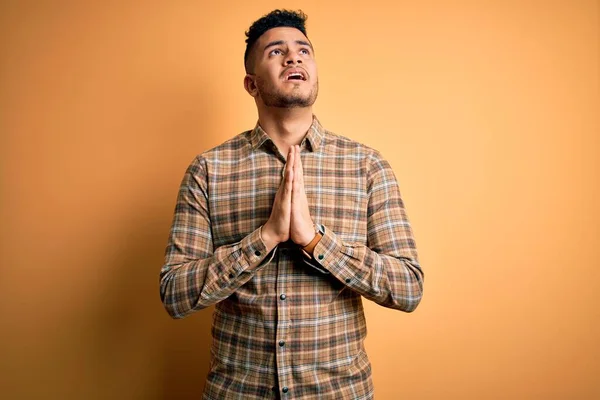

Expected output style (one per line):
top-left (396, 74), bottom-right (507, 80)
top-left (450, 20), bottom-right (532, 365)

top-left (301, 224), bottom-right (366, 285)
top-left (234, 226), bottom-right (276, 275)
top-left (299, 224), bottom-right (330, 274)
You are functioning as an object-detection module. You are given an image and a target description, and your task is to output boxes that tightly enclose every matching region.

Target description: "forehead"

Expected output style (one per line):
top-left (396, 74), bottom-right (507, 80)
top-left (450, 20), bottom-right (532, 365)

top-left (256, 27), bottom-right (310, 48)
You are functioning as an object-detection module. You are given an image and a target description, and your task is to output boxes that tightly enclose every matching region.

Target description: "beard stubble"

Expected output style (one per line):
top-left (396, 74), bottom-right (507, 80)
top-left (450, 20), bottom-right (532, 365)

top-left (256, 76), bottom-right (319, 108)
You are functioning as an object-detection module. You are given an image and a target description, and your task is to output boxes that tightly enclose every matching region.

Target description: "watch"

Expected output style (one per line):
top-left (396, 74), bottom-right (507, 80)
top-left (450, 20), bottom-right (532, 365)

top-left (301, 223), bottom-right (324, 258)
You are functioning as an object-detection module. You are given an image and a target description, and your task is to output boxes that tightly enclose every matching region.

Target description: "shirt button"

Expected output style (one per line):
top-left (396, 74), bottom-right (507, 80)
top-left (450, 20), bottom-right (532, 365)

top-left (345, 278), bottom-right (351, 283)
top-left (280, 294), bottom-right (286, 300)
top-left (271, 386), bottom-right (277, 392)
top-left (254, 250), bottom-right (261, 256)
top-left (282, 387), bottom-right (289, 393)
top-left (318, 254), bottom-right (324, 260)
top-left (228, 273), bottom-right (234, 279)
top-left (279, 340), bottom-right (285, 347)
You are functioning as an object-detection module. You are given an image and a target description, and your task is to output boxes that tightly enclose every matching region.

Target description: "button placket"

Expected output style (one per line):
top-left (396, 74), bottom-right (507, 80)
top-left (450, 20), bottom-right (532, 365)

top-left (275, 244), bottom-right (291, 397)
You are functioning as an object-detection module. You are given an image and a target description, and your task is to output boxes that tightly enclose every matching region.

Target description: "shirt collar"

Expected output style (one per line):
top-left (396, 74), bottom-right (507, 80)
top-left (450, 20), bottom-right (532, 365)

top-left (249, 115), bottom-right (325, 152)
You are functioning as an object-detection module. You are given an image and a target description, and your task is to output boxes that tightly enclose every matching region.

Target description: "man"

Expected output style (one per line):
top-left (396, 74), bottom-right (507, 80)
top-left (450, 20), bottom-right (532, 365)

top-left (160, 9), bottom-right (424, 399)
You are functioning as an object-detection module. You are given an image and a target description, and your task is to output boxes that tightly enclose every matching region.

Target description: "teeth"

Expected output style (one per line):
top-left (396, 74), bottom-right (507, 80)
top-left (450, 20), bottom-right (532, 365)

top-left (287, 73), bottom-right (304, 80)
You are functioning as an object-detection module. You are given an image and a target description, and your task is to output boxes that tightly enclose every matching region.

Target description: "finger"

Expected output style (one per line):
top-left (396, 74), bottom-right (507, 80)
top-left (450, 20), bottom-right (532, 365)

top-left (295, 145), bottom-right (304, 186)
top-left (293, 145), bottom-right (300, 173)
top-left (287, 147), bottom-right (295, 172)
top-left (292, 146), bottom-right (302, 194)
top-left (284, 147), bottom-right (294, 194)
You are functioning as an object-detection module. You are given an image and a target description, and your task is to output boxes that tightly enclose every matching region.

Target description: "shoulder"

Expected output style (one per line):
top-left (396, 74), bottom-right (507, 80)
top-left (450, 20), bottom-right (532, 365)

top-left (321, 130), bottom-right (396, 188)
top-left (321, 129), bottom-right (385, 164)
top-left (183, 131), bottom-right (252, 175)
top-left (198, 131), bottom-right (253, 162)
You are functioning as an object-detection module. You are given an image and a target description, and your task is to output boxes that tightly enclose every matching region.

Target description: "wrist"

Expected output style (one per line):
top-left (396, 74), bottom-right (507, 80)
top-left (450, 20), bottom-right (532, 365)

top-left (298, 234), bottom-right (315, 248)
top-left (299, 223), bottom-right (322, 250)
top-left (301, 232), bottom-right (322, 255)
top-left (297, 223), bottom-right (317, 247)
top-left (260, 225), bottom-right (280, 252)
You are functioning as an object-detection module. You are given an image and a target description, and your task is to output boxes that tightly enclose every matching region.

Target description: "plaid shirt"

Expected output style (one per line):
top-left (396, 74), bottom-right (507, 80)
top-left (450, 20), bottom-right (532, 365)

top-left (160, 116), bottom-right (424, 399)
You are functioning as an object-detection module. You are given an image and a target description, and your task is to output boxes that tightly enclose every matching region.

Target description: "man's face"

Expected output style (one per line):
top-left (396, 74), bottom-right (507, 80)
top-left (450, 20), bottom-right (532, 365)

top-left (246, 27), bottom-right (318, 108)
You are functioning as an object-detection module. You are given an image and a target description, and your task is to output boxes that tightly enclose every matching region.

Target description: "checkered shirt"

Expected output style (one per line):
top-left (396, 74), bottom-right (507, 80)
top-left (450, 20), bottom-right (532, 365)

top-left (160, 116), bottom-right (424, 399)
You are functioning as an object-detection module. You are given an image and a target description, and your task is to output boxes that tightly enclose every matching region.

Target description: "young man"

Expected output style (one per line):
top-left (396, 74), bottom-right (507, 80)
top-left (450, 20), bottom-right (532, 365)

top-left (160, 9), bottom-right (424, 399)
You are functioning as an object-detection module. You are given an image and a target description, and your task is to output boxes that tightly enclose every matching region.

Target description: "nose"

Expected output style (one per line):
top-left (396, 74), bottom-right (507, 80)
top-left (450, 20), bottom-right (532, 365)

top-left (284, 50), bottom-right (302, 66)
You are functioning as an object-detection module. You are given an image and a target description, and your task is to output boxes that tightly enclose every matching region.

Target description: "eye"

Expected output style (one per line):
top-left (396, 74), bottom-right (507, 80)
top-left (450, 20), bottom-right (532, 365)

top-left (269, 49), bottom-right (283, 56)
top-left (300, 48), bottom-right (310, 55)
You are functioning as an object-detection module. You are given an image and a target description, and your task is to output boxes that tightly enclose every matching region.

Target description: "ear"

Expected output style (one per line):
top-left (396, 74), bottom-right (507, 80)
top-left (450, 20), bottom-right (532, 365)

top-left (244, 74), bottom-right (259, 98)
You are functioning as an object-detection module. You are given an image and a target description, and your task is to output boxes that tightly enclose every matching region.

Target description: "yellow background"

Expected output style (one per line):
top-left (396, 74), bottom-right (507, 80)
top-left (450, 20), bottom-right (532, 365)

top-left (1, 1), bottom-right (599, 398)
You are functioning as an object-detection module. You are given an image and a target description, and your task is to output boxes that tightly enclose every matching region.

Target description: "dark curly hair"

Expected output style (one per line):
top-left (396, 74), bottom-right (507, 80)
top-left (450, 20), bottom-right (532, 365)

top-left (244, 9), bottom-right (309, 73)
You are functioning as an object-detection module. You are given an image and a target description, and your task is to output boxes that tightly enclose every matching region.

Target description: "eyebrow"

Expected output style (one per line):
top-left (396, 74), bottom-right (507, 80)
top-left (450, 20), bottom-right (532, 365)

top-left (263, 40), bottom-right (313, 52)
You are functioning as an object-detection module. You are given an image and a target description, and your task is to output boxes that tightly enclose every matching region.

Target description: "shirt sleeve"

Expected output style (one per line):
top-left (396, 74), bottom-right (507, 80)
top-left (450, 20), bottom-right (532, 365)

top-left (302, 151), bottom-right (424, 312)
top-left (159, 155), bottom-right (275, 319)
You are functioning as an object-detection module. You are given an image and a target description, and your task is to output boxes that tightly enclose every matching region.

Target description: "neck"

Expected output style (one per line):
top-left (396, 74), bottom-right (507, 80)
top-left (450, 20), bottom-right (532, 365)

top-left (256, 106), bottom-right (314, 155)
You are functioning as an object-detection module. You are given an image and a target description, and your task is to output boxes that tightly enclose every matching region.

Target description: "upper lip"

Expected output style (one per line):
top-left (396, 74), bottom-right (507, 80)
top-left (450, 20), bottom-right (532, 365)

top-left (283, 68), bottom-right (308, 81)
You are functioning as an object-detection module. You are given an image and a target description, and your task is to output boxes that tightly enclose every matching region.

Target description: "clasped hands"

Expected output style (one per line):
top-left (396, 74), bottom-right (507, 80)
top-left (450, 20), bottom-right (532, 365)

top-left (261, 145), bottom-right (316, 252)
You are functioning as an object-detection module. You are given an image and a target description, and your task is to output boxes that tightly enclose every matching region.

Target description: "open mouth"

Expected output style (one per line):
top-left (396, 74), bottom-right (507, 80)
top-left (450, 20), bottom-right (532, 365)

top-left (285, 70), bottom-right (307, 81)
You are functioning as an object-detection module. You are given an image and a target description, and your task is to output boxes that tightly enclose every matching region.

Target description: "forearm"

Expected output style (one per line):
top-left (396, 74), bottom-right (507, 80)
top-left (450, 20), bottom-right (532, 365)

top-left (160, 226), bottom-right (274, 319)
top-left (305, 226), bottom-right (423, 311)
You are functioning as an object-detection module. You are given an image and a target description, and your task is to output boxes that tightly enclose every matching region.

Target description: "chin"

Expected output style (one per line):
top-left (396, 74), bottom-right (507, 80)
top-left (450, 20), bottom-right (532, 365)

top-left (258, 86), bottom-right (318, 108)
